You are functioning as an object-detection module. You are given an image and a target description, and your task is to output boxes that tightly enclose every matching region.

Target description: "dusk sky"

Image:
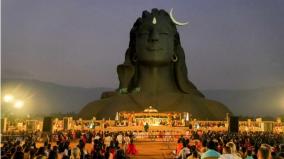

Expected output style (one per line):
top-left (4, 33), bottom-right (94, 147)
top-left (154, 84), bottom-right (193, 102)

top-left (2, 0), bottom-right (284, 90)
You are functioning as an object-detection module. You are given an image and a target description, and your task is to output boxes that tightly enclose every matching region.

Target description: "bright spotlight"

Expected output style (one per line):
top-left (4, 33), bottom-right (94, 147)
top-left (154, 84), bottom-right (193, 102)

top-left (14, 100), bottom-right (24, 109)
top-left (3, 95), bottom-right (14, 103)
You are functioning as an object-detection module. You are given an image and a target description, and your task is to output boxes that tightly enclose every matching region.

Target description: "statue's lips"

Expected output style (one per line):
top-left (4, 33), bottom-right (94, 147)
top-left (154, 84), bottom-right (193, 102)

top-left (146, 47), bottom-right (162, 51)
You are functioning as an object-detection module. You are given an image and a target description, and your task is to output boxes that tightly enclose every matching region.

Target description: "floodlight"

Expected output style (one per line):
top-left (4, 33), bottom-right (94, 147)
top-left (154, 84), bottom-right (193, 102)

top-left (3, 94), bottom-right (14, 103)
top-left (14, 100), bottom-right (24, 109)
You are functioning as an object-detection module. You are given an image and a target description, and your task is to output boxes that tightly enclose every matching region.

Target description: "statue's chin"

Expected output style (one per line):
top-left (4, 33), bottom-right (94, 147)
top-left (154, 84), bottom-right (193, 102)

top-left (139, 59), bottom-right (172, 66)
top-left (137, 52), bottom-right (173, 66)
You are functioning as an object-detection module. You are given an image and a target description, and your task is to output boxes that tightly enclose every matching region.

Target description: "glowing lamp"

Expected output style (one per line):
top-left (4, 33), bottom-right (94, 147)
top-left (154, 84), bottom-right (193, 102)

top-left (4, 95), bottom-right (14, 103)
top-left (14, 100), bottom-right (24, 109)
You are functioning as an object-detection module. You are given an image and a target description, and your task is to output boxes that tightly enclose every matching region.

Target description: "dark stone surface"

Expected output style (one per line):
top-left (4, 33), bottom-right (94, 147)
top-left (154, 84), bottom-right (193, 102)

top-left (79, 9), bottom-right (231, 120)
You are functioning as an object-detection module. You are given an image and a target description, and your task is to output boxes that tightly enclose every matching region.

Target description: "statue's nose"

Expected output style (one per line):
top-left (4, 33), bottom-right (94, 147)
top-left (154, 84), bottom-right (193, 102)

top-left (149, 30), bottom-right (159, 42)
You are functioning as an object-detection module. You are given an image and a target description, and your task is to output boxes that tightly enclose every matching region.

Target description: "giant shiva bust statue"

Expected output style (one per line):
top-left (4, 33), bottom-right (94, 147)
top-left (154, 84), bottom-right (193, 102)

top-left (79, 9), bottom-right (231, 119)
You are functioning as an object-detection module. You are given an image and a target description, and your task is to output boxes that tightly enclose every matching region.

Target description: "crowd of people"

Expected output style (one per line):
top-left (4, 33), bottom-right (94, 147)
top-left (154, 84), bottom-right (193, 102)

top-left (1, 130), bottom-right (284, 159)
top-left (1, 130), bottom-right (138, 159)
top-left (175, 131), bottom-right (284, 159)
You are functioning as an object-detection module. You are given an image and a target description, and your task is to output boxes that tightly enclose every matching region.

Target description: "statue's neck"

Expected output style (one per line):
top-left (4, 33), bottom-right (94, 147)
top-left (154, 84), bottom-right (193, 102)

top-left (137, 64), bottom-right (179, 94)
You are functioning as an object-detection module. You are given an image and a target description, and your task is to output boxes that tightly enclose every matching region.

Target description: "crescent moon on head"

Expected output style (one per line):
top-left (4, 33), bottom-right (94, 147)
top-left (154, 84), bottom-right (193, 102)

top-left (169, 8), bottom-right (189, 26)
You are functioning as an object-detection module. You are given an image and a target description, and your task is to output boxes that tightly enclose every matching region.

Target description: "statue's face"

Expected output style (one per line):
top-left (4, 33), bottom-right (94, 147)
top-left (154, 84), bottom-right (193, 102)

top-left (135, 16), bottom-right (175, 66)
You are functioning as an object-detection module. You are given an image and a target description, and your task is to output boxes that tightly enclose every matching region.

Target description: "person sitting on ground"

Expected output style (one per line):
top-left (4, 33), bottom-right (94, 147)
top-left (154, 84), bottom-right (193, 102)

top-left (225, 142), bottom-right (242, 159)
top-left (12, 146), bottom-right (24, 159)
top-left (35, 147), bottom-right (47, 159)
top-left (48, 146), bottom-right (58, 159)
top-left (177, 141), bottom-right (190, 159)
top-left (23, 146), bottom-right (31, 159)
top-left (244, 149), bottom-right (254, 159)
top-left (70, 147), bottom-right (80, 159)
top-left (176, 138), bottom-right (184, 155)
top-left (219, 145), bottom-right (234, 159)
top-left (201, 140), bottom-right (220, 159)
top-left (257, 144), bottom-right (272, 159)
top-left (187, 150), bottom-right (200, 159)
top-left (276, 152), bottom-right (284, 159)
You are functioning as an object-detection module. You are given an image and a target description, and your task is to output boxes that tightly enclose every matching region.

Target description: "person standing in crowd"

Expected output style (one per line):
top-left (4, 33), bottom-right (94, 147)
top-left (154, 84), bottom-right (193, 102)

top-left (124, 135), bottom-right (130, 146)
top-left (144, 123), bottom-right (149, 132)
top-left (104, 134), bottom-right (112, 148)
top-left (77, 139), bottom-right (87, 159)
top-left (117, 133), bottom-right (123, 147)
top-left (126, 138), bottom-right (138, 156)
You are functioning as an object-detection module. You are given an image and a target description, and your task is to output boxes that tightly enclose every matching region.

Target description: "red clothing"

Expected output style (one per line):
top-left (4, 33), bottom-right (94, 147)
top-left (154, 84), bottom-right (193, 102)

top-left (195, 140), bottom-right (202, 152)
top-left (127, 144), bottom-right (138, 155)
top-left (176, 143), bottom-right (183, 155)
top-left (82, 135), bottom-right (87, 144)
top-left (217, 145), bottom-right (223, 153)
top-left (110, 148), bottom-right (116, 155)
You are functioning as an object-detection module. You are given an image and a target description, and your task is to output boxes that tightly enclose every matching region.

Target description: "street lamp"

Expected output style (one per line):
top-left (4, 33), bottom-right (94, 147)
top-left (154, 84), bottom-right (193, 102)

top-left (3, 94), bottom-right (14, 103)
top-left (2, 94), bottom-right (25, 116)
top-left (14, 100), bottom-right (24, 109)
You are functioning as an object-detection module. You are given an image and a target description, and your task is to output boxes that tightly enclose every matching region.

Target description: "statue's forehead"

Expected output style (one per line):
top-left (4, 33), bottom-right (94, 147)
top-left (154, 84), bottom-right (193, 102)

top-left (138, 16), bottom-right (175, 33)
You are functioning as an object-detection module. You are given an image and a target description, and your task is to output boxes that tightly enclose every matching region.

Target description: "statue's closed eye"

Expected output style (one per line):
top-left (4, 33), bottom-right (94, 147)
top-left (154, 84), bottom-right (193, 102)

top-left (138, 32), bottom-right (149, 37)
top-left (159, 32), bottom-right (169, 35)
top-left (138, 32), bottom-right (168, 36)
